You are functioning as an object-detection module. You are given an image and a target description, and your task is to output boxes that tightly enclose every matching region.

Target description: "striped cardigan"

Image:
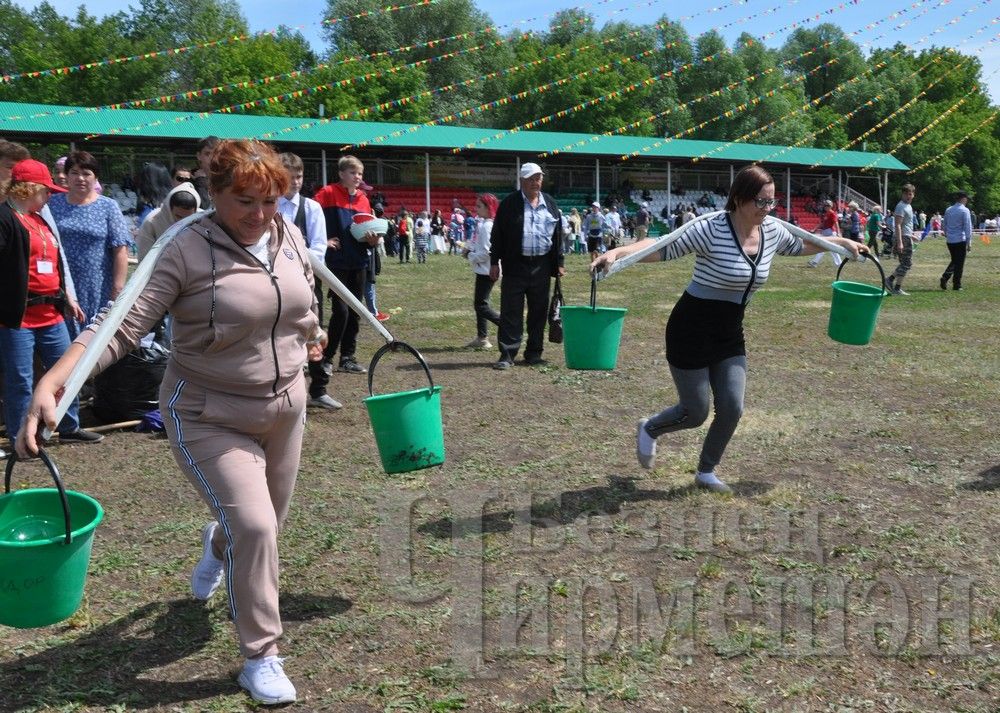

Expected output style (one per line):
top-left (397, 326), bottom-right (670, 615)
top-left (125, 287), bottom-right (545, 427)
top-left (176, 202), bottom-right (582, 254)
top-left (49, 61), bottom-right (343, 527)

top-left (662, 213), bottom-right (803, 305)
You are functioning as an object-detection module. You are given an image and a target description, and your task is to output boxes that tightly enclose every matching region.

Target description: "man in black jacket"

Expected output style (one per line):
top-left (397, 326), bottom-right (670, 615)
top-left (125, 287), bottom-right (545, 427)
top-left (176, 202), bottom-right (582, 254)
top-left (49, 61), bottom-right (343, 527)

top-left (489, 163), bottom-right (565, 369)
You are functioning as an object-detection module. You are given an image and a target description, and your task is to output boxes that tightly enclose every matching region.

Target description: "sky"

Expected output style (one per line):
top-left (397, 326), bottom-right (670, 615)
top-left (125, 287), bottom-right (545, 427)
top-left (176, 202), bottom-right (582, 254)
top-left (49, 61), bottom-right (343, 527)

top-left (15, 0), bottom-right (1000, 102)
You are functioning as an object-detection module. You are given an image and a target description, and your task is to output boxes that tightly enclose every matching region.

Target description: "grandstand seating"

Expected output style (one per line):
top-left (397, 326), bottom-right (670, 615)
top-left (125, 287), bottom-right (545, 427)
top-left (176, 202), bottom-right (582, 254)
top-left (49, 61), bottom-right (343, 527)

top-left (368, 185), bottom-right (857, 235)
top-left (370, 185), bottom-right (480, 216)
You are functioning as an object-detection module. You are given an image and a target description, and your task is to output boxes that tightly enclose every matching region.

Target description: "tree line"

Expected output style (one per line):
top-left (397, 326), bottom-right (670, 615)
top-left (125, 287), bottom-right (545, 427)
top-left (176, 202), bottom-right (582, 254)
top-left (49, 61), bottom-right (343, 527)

top-left (2, 0), bottom-right (998, 208)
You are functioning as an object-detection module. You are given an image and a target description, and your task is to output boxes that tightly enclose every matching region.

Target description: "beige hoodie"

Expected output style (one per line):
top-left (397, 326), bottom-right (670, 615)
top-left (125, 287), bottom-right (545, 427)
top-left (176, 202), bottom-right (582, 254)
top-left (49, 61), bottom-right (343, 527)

top-left (135, 182), bottom-right (202, 261)
top-left (78, 213), bottom-right (319, 398)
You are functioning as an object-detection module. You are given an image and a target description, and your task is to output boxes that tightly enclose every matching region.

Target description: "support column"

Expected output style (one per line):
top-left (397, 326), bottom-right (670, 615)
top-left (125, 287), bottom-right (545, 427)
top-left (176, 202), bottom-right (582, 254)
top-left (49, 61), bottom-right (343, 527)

top-left (729, 164), bottom-right (734, 186)
top-left (595, 158), bottom-right (601, 204)
top-left (667, 162), bottom-right (672, 215)
top-left (837, 170), bottom-right (842, 207)
top-left (515, 157), bottom-right (521, 189)
top-left (786, 167), bottom-right (792, 221)
top-left (319, 104), bottom-right (328, 186)
top-left (883, 171), bottom-right (890, 212)
top-left (424, 152), bottom-right (431, 214)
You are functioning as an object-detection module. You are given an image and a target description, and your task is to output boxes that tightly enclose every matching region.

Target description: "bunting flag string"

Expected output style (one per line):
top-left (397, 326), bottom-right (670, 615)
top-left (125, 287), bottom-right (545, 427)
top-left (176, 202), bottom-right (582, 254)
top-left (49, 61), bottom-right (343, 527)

top-left (540, 0), bottom-right (939, 158)
top-left (907, 110), bottom-right (1000, 172)
top-left (259, 0), bottom-right (787, 145)
top-left (857, 63), bottom-right (1000, 170)
top-left (439, 0), bottom-right (870, 154)
top-left (0, 0), bottom-right (443, 84)
top-left (620, 0), bottom-right (984, 163)
top-left (2, 0), bottom-right (658, 123)
top-left (806, 60), bottom-right (970, 168)
top-left (83, 37), bottom-right (514, 140)
top-left (258, 20), bottom-right (693, 142)
top-left (713, 5), bottom-right (997, 166)
top-left (590, 57), bottom-right (841, 162)
top-left (72, 0), bottom-right (753, 139)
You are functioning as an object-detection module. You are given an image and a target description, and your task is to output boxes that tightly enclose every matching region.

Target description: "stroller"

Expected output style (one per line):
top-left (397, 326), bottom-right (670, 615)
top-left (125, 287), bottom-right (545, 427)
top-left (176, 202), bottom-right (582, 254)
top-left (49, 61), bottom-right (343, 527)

top-left (880, 223), bottom-right (894, 257)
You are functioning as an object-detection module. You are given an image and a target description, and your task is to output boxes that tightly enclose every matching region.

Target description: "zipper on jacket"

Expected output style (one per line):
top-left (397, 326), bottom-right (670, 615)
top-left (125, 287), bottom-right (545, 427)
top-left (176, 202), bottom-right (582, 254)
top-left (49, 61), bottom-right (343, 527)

top-left (236, 234), bottom-right (284, 396)
top-left (269, 272), bottom-right (282, 395)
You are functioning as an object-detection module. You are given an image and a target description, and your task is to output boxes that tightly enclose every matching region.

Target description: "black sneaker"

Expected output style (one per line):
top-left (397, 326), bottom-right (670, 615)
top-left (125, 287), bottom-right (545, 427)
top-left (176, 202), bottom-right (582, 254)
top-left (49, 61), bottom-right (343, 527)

top-left (58, 428), bottom-right (104, 444)
top-left (940, 276), bottom-right (948, 290)
top-left (338, 359), bottom-right (367, 374)
top-left (523, 357), bottom-right (548, 366)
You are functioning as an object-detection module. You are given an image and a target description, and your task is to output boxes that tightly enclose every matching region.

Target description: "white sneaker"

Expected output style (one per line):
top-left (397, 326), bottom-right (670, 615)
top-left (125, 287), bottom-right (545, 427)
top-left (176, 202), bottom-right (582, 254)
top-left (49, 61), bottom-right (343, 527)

top-left (308, 394), bottom-right (343, 410)
top-left (238, 656), bottom-right (297, 704)
top-left (465, 336), bottom-right (492, 349)
top-left (695, 471), bottom-right (733, 494)
top-left (636, 418), bottom-right (656, 469)
top-left (191, 522), bottom-right (224, 600)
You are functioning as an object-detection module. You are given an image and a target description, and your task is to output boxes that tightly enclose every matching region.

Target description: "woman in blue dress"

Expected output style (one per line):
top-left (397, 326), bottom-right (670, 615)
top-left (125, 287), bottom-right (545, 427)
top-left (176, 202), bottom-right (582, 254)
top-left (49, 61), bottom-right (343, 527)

top-left (47, 151), bottom-right (133, 337)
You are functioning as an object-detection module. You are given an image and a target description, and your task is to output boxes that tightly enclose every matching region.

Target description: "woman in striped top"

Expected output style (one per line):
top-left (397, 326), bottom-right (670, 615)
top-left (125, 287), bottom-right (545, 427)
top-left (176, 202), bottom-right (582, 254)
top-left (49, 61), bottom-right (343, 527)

top-left (592, 165), bottom-right (866, 493)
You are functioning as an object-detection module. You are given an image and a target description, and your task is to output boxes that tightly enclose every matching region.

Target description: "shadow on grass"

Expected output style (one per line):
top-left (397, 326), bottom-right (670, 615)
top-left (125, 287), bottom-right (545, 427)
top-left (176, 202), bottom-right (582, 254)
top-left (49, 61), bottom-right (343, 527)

top-left (281, 591), bottom-right (353, 621)
top-left (0, 592), bottom-right (351, 710)
top-left (398, 360), bottom-right (488, 372)
top-left (959, 463), bottom-right (1000, 491)
top-left (418, 475), bottom-right (709, 539)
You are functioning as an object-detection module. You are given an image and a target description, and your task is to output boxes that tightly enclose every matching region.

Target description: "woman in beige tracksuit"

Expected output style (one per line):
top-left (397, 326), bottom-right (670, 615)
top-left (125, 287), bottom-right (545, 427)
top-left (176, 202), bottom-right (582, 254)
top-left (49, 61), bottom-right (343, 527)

top-left (17, 140), bottom-right (323, 705)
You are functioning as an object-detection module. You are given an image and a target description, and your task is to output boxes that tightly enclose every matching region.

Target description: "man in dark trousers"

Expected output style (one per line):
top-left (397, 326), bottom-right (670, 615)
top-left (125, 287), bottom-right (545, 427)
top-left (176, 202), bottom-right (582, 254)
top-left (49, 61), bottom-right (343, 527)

top-left (489, 162), bottom-right (566, 370)
top-left (314, 155), bottom-right (380, 375)
top-left (940, 190), bottom-right (973, 291)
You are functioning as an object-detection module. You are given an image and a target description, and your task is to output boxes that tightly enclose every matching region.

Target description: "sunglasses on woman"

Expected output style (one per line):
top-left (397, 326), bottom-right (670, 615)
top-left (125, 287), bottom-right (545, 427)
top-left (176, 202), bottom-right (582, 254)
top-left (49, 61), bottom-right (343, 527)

top-left (753, 198), bottom-right (778, 209)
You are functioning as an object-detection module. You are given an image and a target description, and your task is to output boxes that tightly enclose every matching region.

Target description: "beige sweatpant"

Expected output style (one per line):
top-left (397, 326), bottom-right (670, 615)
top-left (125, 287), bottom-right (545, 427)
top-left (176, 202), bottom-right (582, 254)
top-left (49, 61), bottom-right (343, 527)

top-left (160, 364), bottom-right (307, 659)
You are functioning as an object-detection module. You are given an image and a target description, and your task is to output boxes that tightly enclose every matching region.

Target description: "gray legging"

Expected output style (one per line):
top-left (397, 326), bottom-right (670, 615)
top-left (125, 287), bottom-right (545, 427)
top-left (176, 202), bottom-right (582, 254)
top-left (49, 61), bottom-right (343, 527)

top-left (645, 355), bottom-right (747, 474)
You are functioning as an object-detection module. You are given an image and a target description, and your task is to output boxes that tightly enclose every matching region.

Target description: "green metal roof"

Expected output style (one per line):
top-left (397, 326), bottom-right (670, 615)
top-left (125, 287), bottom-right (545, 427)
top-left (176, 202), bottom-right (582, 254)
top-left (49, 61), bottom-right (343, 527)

top-left (0, 100), bottom-right (908, 171)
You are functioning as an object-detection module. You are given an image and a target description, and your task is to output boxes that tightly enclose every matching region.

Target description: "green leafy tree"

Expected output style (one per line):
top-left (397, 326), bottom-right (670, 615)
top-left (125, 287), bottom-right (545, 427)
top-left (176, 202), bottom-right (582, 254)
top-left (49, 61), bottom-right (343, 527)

top-left (679, 31), bottom-right (752, 141)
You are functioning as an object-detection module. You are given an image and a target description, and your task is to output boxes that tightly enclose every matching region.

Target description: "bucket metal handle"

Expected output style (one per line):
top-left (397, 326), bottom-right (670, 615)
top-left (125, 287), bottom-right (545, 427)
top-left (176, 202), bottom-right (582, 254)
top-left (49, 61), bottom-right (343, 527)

top-left (4, 449), bottom-right (73, 545)
top-left (590, 277), bottom-right (598, 311)
top-left (836, 252), bottom-right (888, 296)
top-left (367, 340), bottom-right (435, 398)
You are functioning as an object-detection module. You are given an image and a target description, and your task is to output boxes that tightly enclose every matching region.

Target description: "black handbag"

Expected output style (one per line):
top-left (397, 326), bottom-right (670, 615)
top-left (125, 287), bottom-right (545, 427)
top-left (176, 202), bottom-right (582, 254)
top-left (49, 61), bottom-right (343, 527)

top-left (548, 277), bottom-right (564, 344)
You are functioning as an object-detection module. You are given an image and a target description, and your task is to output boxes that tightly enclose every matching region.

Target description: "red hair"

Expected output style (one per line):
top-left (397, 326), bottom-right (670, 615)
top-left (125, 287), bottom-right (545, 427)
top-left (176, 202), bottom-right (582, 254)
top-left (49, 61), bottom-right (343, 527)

top-left (477, 193), bottom-right (499, 219)
top-left (208, 139), bottom-right (289, 198)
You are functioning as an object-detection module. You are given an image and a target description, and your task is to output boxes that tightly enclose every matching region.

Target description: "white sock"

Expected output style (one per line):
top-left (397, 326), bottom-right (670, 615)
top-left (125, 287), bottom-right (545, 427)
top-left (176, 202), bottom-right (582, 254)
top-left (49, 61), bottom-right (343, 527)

top-left (696, 471), bottom-right (726, 487)
top-left (637, 422), bottom-right (656, 456)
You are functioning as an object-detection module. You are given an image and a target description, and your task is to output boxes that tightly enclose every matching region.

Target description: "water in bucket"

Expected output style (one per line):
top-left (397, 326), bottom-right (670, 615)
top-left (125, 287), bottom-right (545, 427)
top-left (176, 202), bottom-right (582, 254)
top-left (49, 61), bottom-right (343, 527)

top-left (0, 513), bottom-right (65, 543)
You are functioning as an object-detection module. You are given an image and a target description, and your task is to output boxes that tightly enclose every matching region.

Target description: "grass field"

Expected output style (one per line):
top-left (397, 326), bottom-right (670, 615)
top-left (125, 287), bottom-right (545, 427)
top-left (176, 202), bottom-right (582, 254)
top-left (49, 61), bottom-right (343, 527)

top-left (2, 236), bottom-right (998, 712)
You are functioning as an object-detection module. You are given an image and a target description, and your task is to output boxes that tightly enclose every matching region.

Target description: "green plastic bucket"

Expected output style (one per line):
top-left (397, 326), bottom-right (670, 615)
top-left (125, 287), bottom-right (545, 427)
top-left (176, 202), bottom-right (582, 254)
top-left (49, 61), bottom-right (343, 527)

top-left (561, 278), bottom-right (628, 370)
top-left (828, 256), bottom-right (888, 345)
top-left (0, 450), bottom-right (103, 628)
top-left (363, 341), bottom-right (444, 474)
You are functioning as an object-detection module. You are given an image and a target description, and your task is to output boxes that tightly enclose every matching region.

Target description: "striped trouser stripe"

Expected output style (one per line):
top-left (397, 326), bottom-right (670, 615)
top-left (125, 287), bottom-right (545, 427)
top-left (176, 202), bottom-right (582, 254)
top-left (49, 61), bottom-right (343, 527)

top-left (166, 379), bottom-right (239, 622)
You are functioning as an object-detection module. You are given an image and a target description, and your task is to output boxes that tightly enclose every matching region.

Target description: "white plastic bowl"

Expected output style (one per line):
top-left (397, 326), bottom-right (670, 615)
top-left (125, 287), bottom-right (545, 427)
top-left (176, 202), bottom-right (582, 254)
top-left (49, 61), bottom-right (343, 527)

top-left (349, 214), bottom-right (389, 241)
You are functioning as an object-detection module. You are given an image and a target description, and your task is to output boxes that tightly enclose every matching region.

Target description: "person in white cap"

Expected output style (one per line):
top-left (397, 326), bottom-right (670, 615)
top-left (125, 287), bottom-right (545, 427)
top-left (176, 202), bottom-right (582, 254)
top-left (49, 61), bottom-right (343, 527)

top-left (488, 162), bottom-right (565, 369)
top-left (581, 201), bottom-right (605, 261)
top-left (635, 201), bottom-right (651, 240)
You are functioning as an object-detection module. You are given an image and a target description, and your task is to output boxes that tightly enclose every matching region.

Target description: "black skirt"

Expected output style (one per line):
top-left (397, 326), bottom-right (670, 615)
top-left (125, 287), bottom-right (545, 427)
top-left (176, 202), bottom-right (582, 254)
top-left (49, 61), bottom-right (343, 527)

top-left (666, 291), bottom-right (747, 369)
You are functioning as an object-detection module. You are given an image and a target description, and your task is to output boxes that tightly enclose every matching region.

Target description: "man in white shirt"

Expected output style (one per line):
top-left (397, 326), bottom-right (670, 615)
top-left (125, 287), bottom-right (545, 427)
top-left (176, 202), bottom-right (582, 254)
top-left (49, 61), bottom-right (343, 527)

top-left (278, 153), bottom-right (340, 410)
top-left (605, 206), bottom-right (623, 248)
top-left (940, 190), bottom-right (973, 291)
